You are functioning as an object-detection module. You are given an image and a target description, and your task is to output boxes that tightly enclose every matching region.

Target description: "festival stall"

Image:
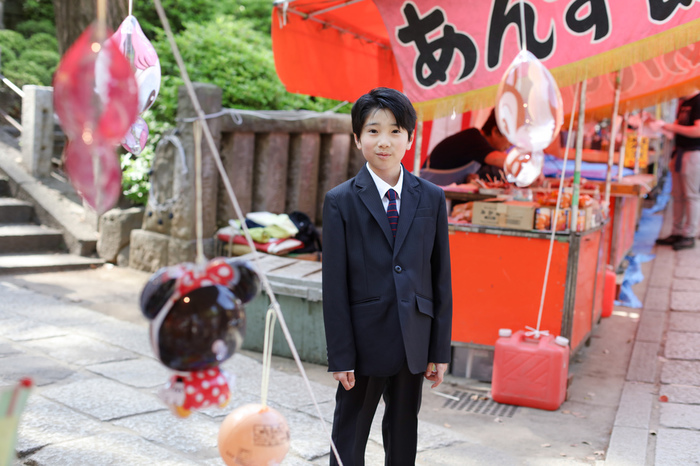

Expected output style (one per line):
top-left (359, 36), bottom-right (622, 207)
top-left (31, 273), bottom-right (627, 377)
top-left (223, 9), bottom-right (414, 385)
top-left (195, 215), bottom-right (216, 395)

top-left (271, 0), bottom-right (700, 359)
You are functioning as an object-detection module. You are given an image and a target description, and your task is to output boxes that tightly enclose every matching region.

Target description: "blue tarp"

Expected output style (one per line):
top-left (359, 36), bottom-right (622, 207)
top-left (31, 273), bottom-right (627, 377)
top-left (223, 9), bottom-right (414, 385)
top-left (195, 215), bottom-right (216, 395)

top-left (543, 154), bottom-right (635, 181)
top-left (614, 172), bottom-right (670, 307)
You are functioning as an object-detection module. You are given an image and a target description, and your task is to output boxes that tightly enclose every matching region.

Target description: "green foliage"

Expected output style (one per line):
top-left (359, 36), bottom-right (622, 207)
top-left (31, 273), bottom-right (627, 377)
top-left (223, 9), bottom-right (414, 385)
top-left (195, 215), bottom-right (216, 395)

top-left (3, 0), bottom-right (54, 30)
top-left (4, 0), bottom-right (346, 207)
top-left (120, 111), bottom-right (175, 206)
top-left (0, 30), bottom-right (25, 57)
top-left (19, 50), bottom-right (60, 73)
top-left (132, 0), bottom-right (272, 37)
top-left (16, 19), bottom-right (56, 38)
top-left (17, 0), bottom-right (54, 22)
top-left (121, 148), bottom-right (154, 205)
top-left (151, 16), bottom-right (342, 116)
top-left (26, 32), bottom-right (59, 52)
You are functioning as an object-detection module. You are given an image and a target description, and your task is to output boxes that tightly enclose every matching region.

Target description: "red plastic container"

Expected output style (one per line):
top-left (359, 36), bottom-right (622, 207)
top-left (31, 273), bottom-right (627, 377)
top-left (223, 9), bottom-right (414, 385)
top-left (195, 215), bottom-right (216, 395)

top-left (602, 266), bottom-right (617, 318)
top-left (491, 329), bottom-right (569, 411)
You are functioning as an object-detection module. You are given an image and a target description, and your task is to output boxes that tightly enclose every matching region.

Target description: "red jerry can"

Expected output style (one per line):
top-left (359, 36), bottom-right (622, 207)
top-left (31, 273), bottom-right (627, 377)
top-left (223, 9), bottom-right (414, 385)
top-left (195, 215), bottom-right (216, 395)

top-left (491, 329), bottom-right (570, 411)
top-left (602, 266), bottom-right (617, 318)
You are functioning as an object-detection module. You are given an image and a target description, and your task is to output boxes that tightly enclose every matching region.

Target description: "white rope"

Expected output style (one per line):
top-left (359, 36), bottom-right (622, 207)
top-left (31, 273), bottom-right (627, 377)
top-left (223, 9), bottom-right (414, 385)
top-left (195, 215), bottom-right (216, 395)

top-left (176, 106), bottom-right (349, 124)
top-left (151, 1), bottom-right (343, 464)
top-left (260, 306), bottom-right (276, 408)
top-left (533, 82), bottom-right (581, 337)
top-left (193, 120), bottom-right (206, 265)
top-left (518, 0), bottom-right (528, 52)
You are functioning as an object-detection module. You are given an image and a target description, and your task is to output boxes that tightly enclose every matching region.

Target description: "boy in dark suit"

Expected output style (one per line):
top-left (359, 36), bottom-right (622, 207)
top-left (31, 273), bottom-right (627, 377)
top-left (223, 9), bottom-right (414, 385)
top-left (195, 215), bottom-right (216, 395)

top-left (322, 87), bottom-right (453, 465)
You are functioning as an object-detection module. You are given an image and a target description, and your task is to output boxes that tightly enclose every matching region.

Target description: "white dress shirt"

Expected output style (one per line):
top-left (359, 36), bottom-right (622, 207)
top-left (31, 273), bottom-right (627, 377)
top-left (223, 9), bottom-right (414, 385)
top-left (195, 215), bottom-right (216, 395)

top-left (366, 163), bottom-right (403, 214)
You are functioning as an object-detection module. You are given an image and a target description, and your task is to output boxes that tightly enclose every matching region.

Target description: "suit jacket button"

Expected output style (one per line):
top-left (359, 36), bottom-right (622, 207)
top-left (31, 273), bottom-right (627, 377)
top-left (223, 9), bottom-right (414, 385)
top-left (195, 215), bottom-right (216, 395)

top-left (394, 265), bottom-right (402, 273)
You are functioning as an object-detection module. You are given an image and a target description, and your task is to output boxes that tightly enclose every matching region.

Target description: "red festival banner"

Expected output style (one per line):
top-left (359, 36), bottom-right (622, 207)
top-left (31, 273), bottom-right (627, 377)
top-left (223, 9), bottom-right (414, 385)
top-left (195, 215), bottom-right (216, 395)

top-left (273, 0), bottom-right (700, 119)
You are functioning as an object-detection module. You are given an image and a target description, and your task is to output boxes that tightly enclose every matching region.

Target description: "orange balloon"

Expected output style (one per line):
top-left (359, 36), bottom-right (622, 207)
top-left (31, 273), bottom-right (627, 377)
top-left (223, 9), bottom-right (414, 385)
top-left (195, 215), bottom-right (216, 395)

top-left (218, 404), bottom-right (290, 466)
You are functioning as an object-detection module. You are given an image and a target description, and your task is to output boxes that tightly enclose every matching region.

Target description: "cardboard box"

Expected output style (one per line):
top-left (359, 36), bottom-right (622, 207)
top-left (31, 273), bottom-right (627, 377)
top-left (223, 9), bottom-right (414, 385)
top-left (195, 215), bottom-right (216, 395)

top-left (472, 200), bottom-right (537, 230)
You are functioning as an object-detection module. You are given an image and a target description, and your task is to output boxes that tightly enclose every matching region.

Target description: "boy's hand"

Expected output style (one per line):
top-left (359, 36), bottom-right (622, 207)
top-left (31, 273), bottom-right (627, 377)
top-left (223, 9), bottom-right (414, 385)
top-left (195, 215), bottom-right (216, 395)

top-left (424, 363), bottom-right (448, 388)
top-left (333, 371), bottom-right (355, 391)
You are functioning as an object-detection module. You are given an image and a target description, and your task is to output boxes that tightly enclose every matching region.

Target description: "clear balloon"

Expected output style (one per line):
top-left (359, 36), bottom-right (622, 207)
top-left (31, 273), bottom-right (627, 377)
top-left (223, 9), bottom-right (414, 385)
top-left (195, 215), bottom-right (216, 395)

top-left (495, 50), bottom-right (563, 152)
top-left (63, 138), bottom-right (122, 215)
top-left (121, 117), bottom-right (149, 155)
top-left (504, 147), bottom-right (544, 188)
top-left (151, 285), bottom-right (246, 372)
top-left (53, 23), bottom-right (139, 145)
top-left (218, 404), bottom-right (290, 466)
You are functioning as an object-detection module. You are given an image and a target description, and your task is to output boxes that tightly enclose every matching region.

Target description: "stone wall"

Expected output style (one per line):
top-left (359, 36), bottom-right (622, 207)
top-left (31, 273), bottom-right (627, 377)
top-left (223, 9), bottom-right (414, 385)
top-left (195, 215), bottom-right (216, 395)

top-left (129, 83), bottom-right (363, 272)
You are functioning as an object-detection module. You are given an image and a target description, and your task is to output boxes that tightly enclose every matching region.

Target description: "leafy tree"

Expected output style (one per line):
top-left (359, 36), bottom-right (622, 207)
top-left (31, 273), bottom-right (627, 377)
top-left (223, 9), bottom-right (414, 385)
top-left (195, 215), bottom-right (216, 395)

top-left (5, 1), bottom-right (347, 206)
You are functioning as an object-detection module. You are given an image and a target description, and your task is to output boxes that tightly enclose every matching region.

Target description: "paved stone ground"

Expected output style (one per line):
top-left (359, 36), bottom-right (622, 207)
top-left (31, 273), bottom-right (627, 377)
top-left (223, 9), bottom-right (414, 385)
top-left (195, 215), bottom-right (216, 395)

top-left (604, 207), bottom-right (700, 466)
top-left (3, 207), bottom-right (700, 465)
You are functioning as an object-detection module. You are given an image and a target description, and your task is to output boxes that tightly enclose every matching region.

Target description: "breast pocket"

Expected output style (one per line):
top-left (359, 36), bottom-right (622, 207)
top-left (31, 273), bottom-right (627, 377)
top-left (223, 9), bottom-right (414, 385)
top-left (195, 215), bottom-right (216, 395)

top-left (415, 208), bottom-right (433, 218)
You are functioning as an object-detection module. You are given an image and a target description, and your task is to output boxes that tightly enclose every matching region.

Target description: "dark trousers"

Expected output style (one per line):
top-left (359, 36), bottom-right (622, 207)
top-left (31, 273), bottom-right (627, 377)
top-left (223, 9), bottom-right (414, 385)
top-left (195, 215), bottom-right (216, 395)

top-left (329, 362), bottom-right (424, 466)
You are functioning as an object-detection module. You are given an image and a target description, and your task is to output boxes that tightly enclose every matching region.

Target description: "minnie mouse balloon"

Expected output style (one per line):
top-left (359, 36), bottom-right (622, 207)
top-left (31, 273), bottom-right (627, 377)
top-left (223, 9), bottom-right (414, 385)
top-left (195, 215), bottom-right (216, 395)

top-left (63, 137), bottom-right (122, 214)
top-left (150, 284), bottom-right (246, 372)
top-left (54, 23), bottom-right (139, 145)
top-left (218, 404), bottom-right (290, 466)
top-left (140, 263), bottom-right (189, 319)
top-left (495, 50), bottom-right (563, 153)
top-left (504, 147), bottom-right (544, 188)
top-left (224, 258), bottom-right (261, 304)
top-left (159, 368), bottom-right (234, 418)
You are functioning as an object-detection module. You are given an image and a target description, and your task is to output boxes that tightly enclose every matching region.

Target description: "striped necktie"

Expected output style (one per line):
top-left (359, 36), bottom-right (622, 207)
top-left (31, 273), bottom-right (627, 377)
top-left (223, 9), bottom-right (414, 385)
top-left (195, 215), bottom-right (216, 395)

top-left (387, 189), bottom-right (399, 238)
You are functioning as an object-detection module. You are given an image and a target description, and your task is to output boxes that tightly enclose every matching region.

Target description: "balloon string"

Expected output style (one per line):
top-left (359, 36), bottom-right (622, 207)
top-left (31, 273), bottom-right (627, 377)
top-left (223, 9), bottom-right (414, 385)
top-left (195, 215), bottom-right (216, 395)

top-left (151, 1), bottom-right (343, 464)
top-left (535, 81), bottom-right (581, 336)
top-left (193, 120), bottom-right (205, 265)
top-left (518, 0), bottom-right (527, 52)
top-left (91, 143), bottom-right (103, 214)
top-left (96, 0), bottom-right (107, 39)
top-left (261, 306), bottom-right (276, 408)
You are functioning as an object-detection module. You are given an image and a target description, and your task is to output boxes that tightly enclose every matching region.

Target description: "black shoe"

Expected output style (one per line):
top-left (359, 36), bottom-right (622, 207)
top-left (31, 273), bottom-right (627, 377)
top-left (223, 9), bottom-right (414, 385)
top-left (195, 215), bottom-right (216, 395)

top-left (656, 235), bottom-right (682, 245)
top-left (673, 237), bottom-right (695, 250)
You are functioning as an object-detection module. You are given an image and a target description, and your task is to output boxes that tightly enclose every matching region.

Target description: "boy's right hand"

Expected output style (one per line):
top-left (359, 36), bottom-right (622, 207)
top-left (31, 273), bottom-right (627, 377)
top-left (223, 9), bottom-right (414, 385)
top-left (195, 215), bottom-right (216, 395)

top-left (333, 371), bottom-right (355, 391)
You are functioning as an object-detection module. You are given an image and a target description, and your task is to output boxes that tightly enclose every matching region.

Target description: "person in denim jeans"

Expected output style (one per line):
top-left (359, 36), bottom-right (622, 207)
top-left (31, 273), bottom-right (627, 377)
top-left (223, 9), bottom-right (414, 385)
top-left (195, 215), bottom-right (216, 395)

top-left (656, 91), bottom-right (700, 250)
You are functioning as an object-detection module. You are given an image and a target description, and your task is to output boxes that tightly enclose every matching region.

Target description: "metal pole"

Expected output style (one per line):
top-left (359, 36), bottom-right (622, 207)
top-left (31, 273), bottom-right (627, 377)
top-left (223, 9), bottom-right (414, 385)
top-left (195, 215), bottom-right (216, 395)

top-left (413, 116), bottom-right (423, 177)
top-left (571, 79), bottom-right (587, 231)
top-left (604, 72), bottom-right (621, 216)
top-left (634, 118), bottom-right (642, 175)
top-left (617, 112), bottom-right (629, 182)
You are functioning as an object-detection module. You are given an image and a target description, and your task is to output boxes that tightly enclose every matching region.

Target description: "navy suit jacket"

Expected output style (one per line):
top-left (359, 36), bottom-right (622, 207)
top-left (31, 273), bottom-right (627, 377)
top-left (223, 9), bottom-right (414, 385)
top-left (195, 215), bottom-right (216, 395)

top-left (322, 164), bottom-right (453, 376)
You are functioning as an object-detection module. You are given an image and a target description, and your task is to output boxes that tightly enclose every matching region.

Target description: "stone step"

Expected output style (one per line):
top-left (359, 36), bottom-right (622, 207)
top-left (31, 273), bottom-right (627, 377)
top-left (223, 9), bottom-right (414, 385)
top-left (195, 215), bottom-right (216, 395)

top-left (0, 224), bottom-right (64, 253)
top-left (0, 253), bottom-right (104, 274)
top-left (0, 177), bottom-right (9, 197)
top-left (0, 198), bottom-right (35, 223)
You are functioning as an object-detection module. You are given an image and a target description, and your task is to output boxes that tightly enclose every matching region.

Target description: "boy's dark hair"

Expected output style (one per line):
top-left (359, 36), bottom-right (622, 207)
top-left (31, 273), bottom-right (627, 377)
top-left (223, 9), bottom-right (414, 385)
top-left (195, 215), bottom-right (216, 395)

top-left (481, 109), bottom-right (499, 136)
top-left (351, 87), bottom-right (417, 139)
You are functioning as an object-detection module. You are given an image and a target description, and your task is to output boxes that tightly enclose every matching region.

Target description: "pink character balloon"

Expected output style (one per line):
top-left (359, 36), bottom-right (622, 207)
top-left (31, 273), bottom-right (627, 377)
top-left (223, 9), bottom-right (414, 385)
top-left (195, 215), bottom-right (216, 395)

top-left (111, 15), bottom-right (161, 155)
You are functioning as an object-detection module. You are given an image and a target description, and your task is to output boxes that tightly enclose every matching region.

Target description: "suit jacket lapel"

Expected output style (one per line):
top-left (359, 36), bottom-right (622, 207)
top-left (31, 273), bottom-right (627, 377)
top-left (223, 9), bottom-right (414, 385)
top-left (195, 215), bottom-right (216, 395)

top-left (394, 167), bottom-right (420, 255)
top-left (355, 166), bottom-right (395, 246)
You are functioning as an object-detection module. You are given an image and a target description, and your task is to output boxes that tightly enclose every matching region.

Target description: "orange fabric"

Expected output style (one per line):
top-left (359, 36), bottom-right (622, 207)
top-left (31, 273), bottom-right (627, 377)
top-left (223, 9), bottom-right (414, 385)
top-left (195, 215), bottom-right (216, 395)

top-left (271, 0), bottom-right (402, 102)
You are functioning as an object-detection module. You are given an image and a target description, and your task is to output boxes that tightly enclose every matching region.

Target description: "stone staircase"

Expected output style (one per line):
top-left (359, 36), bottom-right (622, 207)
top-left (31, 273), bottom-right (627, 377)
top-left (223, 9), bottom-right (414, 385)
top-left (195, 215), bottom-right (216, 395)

top-left (0, 177), bottom-right (103, 274)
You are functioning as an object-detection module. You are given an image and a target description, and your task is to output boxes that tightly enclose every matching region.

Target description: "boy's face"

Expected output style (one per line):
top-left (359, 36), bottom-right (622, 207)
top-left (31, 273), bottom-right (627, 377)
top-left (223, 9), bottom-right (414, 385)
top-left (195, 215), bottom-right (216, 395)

top-left (354, 108), bottom-right (414, 180)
